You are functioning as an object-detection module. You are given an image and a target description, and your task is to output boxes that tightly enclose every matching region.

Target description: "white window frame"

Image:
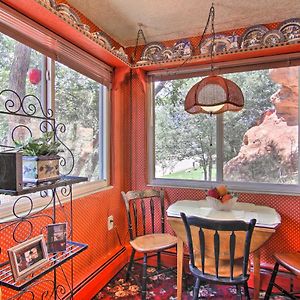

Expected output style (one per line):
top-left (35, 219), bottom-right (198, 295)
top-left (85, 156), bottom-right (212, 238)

top-left (148, 60), bottom-right (300, 196)
top-left (0, 39), bottom-right (111, 221)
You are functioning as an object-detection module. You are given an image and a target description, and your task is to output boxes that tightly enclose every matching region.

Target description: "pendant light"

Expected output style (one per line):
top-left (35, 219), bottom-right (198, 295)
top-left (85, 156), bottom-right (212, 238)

top-left (184, 4), bottom-right (244, 115)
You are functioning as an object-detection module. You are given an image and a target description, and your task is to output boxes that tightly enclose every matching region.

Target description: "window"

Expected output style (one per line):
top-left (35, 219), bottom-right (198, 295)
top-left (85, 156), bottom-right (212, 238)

top-left (55, 62), bottom-right (108, 182)
top-left (0, 31), bottom-right (110, 219)
top-left (150, 65), bottom-right (300, 194)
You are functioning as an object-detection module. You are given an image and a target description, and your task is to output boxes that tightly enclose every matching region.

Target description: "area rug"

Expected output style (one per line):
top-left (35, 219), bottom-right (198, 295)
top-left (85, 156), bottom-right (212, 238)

top-left (93, 265), bottom-right (289, 299)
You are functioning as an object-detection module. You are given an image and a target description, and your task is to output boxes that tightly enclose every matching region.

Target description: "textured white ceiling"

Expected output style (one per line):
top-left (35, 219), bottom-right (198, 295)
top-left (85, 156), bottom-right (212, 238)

top-left (67, 0), bottom-right (300, 47)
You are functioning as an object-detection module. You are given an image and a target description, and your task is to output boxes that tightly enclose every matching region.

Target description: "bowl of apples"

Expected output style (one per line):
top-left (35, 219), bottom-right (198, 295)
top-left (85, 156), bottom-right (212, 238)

top-left (206, 185), bottom-right (238, 211)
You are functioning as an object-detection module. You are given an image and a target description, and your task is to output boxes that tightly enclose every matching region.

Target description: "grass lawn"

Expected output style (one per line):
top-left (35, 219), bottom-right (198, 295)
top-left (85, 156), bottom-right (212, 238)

top-left (160, 167), bottom-right (216, 180)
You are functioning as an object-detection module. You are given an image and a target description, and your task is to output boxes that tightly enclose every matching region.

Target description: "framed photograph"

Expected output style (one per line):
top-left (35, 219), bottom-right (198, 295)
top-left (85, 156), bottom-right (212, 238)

top-left (47, 222), bottom-right (67, 253)
top-left (8, 235), bottom-right (48, 281)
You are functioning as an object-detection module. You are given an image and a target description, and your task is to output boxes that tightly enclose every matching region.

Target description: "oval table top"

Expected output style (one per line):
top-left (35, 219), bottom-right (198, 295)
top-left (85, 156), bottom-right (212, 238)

top-left (167, 200), bottom-right (281, 228)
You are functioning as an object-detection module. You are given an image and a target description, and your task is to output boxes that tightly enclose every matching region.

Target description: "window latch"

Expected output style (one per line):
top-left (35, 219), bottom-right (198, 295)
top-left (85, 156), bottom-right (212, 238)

top-left (46, 70), bottom-right (51, 81)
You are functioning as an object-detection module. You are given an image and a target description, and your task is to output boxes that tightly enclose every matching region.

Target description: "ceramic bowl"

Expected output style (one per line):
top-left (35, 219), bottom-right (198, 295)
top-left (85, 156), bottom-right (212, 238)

top-left (206, 196), bottom-right (238, 211)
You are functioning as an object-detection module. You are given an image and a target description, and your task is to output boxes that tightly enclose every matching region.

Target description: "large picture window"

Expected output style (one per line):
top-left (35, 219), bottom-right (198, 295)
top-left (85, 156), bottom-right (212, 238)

top-left (150, 66), bottom-right (299, 194)
top-left (0, 31), bottom-right (110, 219)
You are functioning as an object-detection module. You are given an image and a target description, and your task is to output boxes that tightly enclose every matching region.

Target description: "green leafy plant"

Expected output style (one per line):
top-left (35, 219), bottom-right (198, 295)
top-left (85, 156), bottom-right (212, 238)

top-left (14, 132), bottom-right (62, 156)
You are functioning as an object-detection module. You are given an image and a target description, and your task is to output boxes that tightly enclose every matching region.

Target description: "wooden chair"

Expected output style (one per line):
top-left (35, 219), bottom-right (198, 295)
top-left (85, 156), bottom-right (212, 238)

top-left (180, 212), bottom-right (256, 300)
top-left (264, 252), bottom-right (300, 299)
top-left (121, 189), bottom-right (177, 300)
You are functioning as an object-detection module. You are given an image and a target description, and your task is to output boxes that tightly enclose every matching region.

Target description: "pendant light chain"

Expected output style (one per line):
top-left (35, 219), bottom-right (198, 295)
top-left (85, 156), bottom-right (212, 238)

top-left (197, 3), bottom-right (215, 55)
top-left (210, 4), bottom-right (215, 73)
top-left (132, 23), bottom-right (147, 64)
top-left (209, 5), bottom-right (215, 145)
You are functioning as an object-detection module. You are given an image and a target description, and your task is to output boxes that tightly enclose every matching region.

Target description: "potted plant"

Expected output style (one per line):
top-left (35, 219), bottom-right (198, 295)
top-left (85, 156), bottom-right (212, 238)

top-left (14, 132), bottom-right (62, 183)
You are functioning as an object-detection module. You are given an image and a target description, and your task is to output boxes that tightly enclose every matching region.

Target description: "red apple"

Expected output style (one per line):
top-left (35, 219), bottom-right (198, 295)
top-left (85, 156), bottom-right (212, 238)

top-left (28, 68), bottom-right (42, 85)
top-left (207, 188), bottom-right (220, 199)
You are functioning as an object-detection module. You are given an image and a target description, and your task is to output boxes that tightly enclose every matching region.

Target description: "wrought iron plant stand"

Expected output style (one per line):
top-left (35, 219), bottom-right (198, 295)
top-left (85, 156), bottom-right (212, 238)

top-left (0, 89), bottom-right (88, 299)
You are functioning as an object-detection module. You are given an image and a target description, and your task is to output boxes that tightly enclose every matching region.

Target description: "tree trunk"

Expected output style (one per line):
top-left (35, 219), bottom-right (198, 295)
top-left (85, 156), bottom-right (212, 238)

top-left (203, 167), bottom-right (207, 181)
top-left (74, 133), bottom-right (99, 178)
top-left (8, 43), bottom-right (31, 143)
top-left (9, 43), bottom-right (31, 98)
top-left (208, 155), bottom-right (213, 181)
top-left (90, 134), bottom-right (100, 177)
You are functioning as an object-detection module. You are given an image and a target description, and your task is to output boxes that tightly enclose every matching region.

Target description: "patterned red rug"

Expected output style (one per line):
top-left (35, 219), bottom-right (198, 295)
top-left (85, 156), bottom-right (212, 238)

top-left (93, 265), bottom-right (289, 299)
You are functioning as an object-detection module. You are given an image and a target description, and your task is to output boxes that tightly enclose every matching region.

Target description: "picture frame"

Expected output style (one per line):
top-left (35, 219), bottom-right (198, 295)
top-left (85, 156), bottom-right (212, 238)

top-left (8, 235), bottom-right (48, 281)
top-left (47, 222), bottom-right (67, 253)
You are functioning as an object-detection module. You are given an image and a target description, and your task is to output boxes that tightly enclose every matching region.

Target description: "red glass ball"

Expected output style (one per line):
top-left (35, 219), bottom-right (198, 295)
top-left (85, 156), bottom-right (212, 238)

top-left (28, 68), bottom-right (42, 85)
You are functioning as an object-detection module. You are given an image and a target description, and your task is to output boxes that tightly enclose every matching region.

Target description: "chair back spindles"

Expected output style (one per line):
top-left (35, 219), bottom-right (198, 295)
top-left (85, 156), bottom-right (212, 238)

top-left (133, 200), bottom-right (138, 238)
top-left (214, 230), bottom-right (220, 277)
top-left (180, 213), bottom-right (256, 284)
top-left (150, 197), bottom-right (155, 233)
top-left (243, 222), bottom-right (255, 275)
top-left (160, 190), bottom-right (165, 233)
top-left (122, 189), bottom-right (166, 240)
top-left (199, 227), bottom-right (205, 274)
top-left (229, 231), bottom-right (236, 280)
top-left (141, 199), bottom-right (146, 235)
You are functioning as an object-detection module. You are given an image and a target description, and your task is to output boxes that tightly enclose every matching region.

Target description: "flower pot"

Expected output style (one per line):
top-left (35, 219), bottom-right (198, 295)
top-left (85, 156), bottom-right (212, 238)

top-left (23, 155), bottom-right (60, 183)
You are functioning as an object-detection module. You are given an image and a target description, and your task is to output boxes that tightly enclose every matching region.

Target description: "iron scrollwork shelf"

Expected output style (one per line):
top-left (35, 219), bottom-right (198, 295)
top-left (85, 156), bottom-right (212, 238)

top-left (0, 241), bottom-right (87, 291)
top-left (0, 89), bottom-right (88, 299)
top-left (0, 176), bottom-right (87, 196)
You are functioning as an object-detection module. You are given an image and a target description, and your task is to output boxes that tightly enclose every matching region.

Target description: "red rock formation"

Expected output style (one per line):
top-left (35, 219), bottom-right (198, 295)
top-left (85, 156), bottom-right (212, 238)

top-left (270, 66), bottom-right (299, 126)
top-left (224, 66), bottom-right (299, 181)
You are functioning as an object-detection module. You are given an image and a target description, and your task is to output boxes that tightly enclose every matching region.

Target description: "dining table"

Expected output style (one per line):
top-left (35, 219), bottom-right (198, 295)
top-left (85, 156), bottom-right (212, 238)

top-left (167, 200), bottom-right (281, 300)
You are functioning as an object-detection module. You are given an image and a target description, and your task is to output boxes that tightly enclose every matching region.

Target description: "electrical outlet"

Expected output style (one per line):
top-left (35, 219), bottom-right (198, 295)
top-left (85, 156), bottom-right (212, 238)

top-left (107, 215), bottom-right (114, 230)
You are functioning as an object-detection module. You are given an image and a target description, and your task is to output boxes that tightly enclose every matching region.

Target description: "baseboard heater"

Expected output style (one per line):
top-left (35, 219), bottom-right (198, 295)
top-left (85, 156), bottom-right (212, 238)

top-left (63, 246), bottom-right (127, 299)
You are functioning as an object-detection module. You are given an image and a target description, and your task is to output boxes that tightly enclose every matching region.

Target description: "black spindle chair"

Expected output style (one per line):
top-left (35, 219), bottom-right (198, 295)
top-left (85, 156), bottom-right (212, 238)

top-left (122, 189), bottom-right (177, 300)
top-left (264, 252), bottom-right (300, 299)
top-left (181, 213), bottom-right (256, 300)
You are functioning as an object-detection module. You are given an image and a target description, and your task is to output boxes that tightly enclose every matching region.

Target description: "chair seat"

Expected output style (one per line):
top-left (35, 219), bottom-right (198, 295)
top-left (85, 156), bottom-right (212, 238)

top-left (274, 252), bottom-right (300, 276)
top-left (130, 233), bottom-right (177, 252)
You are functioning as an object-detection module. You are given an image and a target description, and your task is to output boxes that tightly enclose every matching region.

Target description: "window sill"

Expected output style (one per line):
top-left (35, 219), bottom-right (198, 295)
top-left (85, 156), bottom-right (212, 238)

top-left (72, 180), bottom-right (112, 199)
top-left (148, 178), bottom-right (300, 196)
top-left (0, 180), bottom-right (111, 222)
